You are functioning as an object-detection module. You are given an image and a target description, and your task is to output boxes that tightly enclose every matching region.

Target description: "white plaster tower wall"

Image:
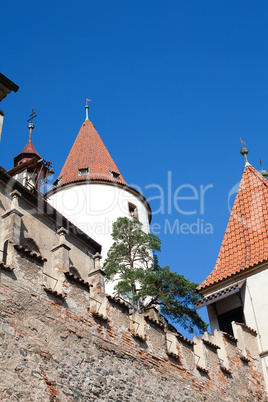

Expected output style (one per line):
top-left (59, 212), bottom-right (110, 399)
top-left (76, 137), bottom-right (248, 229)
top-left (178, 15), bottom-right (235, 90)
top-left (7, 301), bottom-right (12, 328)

top-left (48, 182), bottom-right (150, 261)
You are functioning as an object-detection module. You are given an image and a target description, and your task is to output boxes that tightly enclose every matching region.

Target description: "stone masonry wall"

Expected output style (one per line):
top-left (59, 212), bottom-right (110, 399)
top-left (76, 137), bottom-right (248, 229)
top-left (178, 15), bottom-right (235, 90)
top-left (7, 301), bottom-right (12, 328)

top-left (0, 173), bottom-right (267, 401)
top-left (0, 262), bottom-right (267, 401)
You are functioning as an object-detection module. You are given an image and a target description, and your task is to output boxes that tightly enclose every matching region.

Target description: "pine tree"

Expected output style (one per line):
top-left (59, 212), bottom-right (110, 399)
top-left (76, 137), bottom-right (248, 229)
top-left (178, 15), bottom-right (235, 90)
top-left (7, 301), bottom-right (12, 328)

top-left (103, 217), bottom-right (207, 334)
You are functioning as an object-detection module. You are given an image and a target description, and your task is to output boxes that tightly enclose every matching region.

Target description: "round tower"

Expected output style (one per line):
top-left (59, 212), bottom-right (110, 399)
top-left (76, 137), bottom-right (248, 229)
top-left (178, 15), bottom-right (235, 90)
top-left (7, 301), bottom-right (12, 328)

top-left (46, 105), bottom-right (152, 287)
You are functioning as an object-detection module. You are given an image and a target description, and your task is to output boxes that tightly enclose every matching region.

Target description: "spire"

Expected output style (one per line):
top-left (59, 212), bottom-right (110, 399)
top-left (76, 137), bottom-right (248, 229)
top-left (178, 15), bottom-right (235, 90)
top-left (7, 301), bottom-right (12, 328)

top-left (54, 117), bottom-right (127, 187)
top-left (240, 138), bottom-right (250, 166)
top-left (198, 165), bottom-right (268, 290)
top-left (85, 99), bottom-right (91, 121)
top-left (240, 146), bottom-right (250, 166)
top-left (85, 104), bottom-right (89, 121)
top-left (14, 110), bottom-right (41, 167)
top-left (27, 109), bottom-right (37, 141)
top-left (28, 122), bottom-right (34, 142)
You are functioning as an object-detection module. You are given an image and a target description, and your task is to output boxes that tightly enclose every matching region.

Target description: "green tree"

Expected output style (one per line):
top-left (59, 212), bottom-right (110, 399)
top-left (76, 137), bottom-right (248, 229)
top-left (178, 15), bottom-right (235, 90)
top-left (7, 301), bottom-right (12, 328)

top-left (103, 217), bottom-right (207, 334)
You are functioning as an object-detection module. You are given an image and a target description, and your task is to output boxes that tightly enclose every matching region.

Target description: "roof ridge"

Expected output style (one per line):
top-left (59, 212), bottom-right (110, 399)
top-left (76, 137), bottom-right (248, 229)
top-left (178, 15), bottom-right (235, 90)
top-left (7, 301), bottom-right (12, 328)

top-left (247, 164), bottom-right (268, 188)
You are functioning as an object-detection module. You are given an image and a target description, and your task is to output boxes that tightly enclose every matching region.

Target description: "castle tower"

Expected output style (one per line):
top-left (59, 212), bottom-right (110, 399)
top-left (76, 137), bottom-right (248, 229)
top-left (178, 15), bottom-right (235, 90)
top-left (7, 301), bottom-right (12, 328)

top-left (46, 104), bottom-right (152, 289)
top-left (8, 110), bottom-right (53, 194)
top-left (196, 145), bottom-right (268, 384)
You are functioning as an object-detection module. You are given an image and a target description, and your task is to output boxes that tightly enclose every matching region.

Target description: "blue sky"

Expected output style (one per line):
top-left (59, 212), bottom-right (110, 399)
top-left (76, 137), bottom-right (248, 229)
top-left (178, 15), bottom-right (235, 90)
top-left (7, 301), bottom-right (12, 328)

top-left (2, 0), bottom-right (268, 337)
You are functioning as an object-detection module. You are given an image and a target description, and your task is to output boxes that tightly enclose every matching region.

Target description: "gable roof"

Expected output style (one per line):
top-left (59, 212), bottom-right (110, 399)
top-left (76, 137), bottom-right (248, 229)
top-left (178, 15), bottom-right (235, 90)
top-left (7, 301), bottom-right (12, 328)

top-left (198, 164), bottom-right (268, 291)
top-left (55, 119), bottom-right (127, 187)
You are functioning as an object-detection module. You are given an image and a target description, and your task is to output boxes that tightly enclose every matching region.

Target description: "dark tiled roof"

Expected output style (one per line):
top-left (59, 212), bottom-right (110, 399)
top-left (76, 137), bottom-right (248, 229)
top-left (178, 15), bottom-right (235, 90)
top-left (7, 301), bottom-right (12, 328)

top-left (202, 339), bottom-right (220, 350)
top-left (222, 332), bottom-right (237, 343)
top-left (106, 294), bottom-right (130, 309)
top-left (199, 165), bottom-right (268, 290)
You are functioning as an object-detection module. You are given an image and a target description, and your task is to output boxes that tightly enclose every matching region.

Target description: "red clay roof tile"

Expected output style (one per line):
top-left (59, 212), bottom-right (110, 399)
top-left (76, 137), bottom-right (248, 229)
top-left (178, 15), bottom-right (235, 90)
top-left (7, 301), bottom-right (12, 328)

top-left (198, 165), bottom-right (268, 291)
top-left (14, 139), bottom-right (41, 166)
top-left (56, 119), bottom-right (127, 187)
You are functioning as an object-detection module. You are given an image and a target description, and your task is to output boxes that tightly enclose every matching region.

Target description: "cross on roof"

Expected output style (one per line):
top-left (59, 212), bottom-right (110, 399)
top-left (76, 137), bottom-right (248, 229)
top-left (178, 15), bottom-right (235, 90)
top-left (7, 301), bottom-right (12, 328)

top-left (27, 109), bottom-right (37, 124)
top-left (27, 109), bottom-right (37, 142)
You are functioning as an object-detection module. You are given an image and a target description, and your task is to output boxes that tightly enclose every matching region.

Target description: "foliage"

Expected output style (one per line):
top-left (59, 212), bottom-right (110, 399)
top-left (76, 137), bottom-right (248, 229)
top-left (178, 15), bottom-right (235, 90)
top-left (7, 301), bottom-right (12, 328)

top-left (103, 217), bottom-right (160, 310)
top-left (103, 217), bottom-right (207, 334)
top-left (140, 260), bottom-right (207, 333)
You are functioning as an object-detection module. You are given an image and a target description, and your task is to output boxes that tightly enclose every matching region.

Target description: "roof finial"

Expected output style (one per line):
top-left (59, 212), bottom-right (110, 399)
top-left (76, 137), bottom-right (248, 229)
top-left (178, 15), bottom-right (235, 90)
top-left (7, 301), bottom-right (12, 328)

top-left (27, 109), bottom-right (37, 142)
top-left (260, 158), bottom-right (268, 178)
top-left (85, 99), bottom-right (91, 121)
top-left (240, 138), bottom-right (250, 166)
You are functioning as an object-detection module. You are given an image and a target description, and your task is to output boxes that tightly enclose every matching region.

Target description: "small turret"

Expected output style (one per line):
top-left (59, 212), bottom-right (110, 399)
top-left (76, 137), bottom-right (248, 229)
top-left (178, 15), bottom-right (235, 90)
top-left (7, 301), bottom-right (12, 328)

top-left (8, 110), bottom-right (54, 194)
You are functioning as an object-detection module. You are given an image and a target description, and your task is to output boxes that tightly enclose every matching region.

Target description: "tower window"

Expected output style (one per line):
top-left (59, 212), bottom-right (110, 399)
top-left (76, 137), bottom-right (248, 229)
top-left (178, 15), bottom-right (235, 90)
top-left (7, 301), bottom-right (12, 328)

top-left (108, 169), bottom-right (120, 180)
top-left (128, 202), bottom-right (138, 219)
top-left (78, 167), bottom-right (89, 176)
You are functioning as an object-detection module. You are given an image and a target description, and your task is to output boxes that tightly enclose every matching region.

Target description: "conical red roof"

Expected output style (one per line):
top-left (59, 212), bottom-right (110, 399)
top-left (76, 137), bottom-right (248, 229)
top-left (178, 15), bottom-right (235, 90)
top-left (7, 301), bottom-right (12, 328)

top-left (198, 165), bottom-right (268, 291)
top-left (56, 119), bottom-right (127, 187)
top-left (14, 139), bottom-right (41, 166)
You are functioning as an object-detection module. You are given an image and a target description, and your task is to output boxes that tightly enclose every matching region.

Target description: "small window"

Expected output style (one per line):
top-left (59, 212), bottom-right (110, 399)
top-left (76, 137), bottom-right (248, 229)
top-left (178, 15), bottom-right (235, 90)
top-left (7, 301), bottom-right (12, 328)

top-left (108, 169), bottom-right (120, 180)
top-left (78, 167), bottom-right (89, 176)
top-left (128, 202), bottom-right (138, 219)
top-left (53, 176), bottom-right (62, 186)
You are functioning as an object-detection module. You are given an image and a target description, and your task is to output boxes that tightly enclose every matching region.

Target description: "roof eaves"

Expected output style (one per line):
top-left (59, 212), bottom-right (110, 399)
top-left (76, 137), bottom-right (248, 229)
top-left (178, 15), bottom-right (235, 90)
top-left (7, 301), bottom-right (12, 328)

top-left (46, 178), bottom-right (153, 223)
top-left (197, 257), bottom-right (268, 293)
top-left (0, 73), bottom-right (19, 92)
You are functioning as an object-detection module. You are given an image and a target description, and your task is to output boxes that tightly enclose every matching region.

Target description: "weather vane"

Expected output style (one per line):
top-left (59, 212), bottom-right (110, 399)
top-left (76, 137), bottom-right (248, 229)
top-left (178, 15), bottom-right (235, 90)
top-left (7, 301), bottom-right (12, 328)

top-left (240, 137), bottom-right (246, 147)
